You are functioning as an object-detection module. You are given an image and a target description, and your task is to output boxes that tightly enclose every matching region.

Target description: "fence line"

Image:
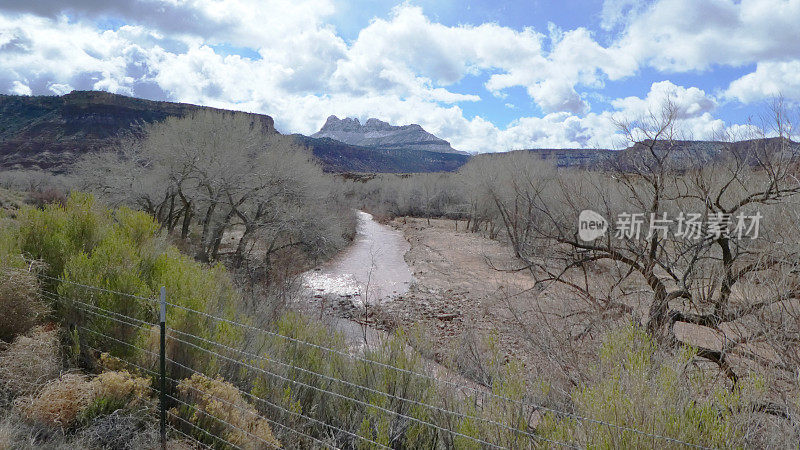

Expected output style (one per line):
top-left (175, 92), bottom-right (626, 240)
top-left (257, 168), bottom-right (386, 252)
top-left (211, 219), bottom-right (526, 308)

top-left (164, 295), bottom-right (709, 450)
top-left (163, 330), bottom-right (504, 449)
top-left (63, 297), bottom-right (376, 448)
top-left (70, 315), bottom-right (375, 449)
top-left (92, 342), bottom-right (339, 450)
top-left (64, 301), bottom-right (346, 449)
top-left (165, 322), bottom-right (553, 446)
top-left (61, 291), bottom-right (527, 449)
top-left (53, 294), bottom-right (390, 448)
top-left (49, 290), bottom-right (512, 448)
top-left (75, 324), bottom-right (350, 448)
top-left (35, 275), bottom-right (713, 449)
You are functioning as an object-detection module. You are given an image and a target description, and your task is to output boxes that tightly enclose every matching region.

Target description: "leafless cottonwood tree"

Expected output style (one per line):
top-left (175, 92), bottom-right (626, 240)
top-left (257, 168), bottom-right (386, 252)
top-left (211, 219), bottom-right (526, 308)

top-left (488, 99), bottom-right (800, 394)
top-left (455, 151), bottom-right (556, 241)
top-left (73, 111), bottom-right (353, 269)
top-left (347, 172), bottom-right (464, 224)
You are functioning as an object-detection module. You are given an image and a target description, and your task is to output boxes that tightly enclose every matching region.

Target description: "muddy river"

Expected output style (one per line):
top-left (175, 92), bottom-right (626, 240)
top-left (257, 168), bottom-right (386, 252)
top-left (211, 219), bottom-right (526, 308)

top-left (302, 211), bottom-right (413, 306)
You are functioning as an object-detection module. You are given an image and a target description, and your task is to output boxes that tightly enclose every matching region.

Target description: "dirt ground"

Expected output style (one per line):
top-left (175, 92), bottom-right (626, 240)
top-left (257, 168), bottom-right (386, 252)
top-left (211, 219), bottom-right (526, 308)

top-left (373, 217), bottom-right (548, 367)
top-left (374, 217), bottom-right (780, 383)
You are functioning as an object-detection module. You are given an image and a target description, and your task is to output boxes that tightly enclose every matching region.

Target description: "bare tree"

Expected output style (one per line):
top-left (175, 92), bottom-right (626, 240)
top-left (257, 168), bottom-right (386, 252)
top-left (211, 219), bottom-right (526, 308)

top-left (486, 99), bottom-right (800, 391)
top-left (73, 111), bottom-right (354, 271)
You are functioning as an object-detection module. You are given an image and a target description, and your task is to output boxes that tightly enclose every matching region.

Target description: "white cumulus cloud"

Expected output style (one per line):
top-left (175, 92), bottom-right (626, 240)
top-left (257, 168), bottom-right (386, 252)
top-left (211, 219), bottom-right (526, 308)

top-left (0, 0), bottom-right (795, 152)
top-left (615, 0), bottom-right (800, 72)
top-left (725, 60), bottom-right (800, 103)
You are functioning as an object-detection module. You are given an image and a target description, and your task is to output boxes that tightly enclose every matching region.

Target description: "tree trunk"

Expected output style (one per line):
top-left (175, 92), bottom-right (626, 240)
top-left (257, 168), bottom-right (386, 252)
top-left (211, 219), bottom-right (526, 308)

top-left (180, 206), bottom-right (193, 239)
top-left (166, 193), bottom-right (176, 233)
top-left (645, 280), bottom-right (674, 344)
top-left (235, 225), bottom-right (255, 262)
top-left (209, 208), bottom-right (237, 260)
top-left (200, 201), bottom-right (217, 251)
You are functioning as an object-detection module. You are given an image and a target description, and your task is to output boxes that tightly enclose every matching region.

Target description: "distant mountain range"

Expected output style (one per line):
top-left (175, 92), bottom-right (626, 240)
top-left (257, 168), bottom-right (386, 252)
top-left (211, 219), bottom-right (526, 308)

top-left (0, 91), bottom-right (275, 172)
top-left (0, 91), bottom-right (795, 175)
top-left (290, 134), bottom-right (468, 172)
top-left (0, 91), bottom-right (468, 174)
top-left (512, 138), bottom-right (799, 170)
top-left (312, 115), bottom-right (467, 155)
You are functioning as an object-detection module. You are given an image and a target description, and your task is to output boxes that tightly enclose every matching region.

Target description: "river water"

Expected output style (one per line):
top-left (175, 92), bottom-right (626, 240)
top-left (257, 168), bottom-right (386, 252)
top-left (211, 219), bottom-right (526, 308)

top-left (299, 212), bottom-right (483, 395)
top-left (302, 211), bottom-right (414, 306)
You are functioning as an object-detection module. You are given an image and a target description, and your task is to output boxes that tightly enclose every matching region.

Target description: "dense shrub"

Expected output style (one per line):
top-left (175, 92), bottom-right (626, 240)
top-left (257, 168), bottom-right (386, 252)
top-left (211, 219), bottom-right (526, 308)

top-left (5, 192), bottom-right (247, 379)
top-left (17, 192), bottom-right (108, 281)
top-left (79, 370), bottom-right (152, 424)
top-left (539, 323), bottom-right (756, 448)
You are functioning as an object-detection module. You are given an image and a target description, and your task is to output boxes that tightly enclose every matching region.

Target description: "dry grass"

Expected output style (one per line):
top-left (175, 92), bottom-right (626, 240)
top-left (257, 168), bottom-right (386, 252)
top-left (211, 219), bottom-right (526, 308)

top-left (0, 418), bottom-right (13, 450)
top-left (165, 438), bottom-right (199, 449)
top-left (0, 326), bottom-right (61, 399)
top-left (89, 370), bottom-right (151, 407)
top-left (0, 263), bottom-right (49, 342)
top-left (15, 369), bottom-right (153, 431)
top-left (0, 408), bottom-right (162, 450)
top-left (77, 409), bottom-right (158, 450)
top-left (17, 374), bottom-right (94, 429)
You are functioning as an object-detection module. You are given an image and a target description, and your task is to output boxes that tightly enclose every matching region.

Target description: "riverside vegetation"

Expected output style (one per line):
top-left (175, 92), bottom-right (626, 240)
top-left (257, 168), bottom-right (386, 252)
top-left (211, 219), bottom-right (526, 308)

top-left (0, 101), bottom-right (798, 448)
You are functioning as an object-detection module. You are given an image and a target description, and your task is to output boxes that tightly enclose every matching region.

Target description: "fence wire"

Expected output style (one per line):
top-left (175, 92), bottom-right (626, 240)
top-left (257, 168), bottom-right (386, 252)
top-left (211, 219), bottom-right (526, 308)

top-left (52, 290), bottom-right (559, 449)
top-left (60, 297), bottom-right (344, 449)
top-left (164, 294), bottom-right (709, 449)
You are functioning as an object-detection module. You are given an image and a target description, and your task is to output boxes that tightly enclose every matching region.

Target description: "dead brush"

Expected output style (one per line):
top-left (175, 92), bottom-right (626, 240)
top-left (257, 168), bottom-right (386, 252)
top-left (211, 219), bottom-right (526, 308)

top-left (173, 373), bottom-right (281, 449)
top-left (16, 374), bottom-right (94, 429)
top-left (78, 409), bottom-right (159, 450)
top-left (0, 416), bottom-right (14, 450)
top-left (0, 261), bottom-right (49, 342)
top-left (15, 370), bottom-right (153, 431)
top-left (90, 370), bottom-right (151, 405)
top-left (0, 326), bottom-right (61, 399)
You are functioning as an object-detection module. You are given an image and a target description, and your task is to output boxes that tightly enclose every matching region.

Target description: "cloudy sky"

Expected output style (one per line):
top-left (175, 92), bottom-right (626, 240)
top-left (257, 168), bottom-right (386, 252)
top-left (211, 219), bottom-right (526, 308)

top-left (1, 0), bottom-right (798, 152)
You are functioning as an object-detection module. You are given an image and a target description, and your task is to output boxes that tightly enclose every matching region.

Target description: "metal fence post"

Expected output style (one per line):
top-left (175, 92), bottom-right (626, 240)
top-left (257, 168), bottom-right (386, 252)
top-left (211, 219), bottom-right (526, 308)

top-left (159, 286), bottom-right (167, 450)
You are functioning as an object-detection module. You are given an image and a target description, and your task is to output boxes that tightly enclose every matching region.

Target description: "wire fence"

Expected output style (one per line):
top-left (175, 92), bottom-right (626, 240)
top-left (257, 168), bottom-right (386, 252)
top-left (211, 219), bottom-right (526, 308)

top-left (31, 275), bottom-right (713, 450)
